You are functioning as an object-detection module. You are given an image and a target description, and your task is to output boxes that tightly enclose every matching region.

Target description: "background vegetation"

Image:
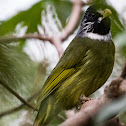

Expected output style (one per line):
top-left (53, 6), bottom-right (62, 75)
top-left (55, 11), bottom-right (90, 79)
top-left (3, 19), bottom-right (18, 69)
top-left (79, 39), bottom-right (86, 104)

top-left (0, 0), bottom-right (126, 125)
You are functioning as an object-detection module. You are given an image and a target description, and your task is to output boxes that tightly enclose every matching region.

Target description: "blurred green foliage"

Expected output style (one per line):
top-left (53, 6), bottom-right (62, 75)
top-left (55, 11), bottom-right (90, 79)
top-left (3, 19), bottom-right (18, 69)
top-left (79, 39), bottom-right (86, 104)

top-left (0, 0), bottom-right (72, 36)
top-left (0, 0), bottom-right (125, 125)
top-left (114, 31), bottom-right (126, 57)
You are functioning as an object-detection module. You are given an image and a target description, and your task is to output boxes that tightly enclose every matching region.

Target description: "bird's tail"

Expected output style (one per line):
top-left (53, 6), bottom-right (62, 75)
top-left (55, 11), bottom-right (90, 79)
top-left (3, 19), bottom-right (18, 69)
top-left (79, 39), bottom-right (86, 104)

top-left (33, 96), bottom-right (61, 126)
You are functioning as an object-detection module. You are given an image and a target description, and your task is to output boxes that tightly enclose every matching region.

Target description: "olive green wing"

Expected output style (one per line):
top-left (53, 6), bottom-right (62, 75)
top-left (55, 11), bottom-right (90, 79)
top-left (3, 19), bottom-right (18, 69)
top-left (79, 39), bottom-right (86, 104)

top-left (37, 37), bottom-right (88, 105)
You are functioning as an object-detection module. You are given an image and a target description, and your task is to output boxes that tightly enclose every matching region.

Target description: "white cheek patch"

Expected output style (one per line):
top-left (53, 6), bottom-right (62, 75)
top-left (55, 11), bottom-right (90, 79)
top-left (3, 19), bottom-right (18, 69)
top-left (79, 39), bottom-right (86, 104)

top-left (85, 32), bottom-right (111, 41)
top-left (98, 17), bottom-right (103, 23)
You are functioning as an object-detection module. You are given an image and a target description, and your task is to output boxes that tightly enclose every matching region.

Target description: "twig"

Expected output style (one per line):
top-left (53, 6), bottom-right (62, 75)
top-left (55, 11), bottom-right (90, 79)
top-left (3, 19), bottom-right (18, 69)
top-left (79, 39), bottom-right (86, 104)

top-left (120, 63), bottom-right (126, 78)
top-left (57, 114), bottom-right (66, 121)
top-left (0, 80), bottom-right (37, 111)
top-left (0, 89), bottom-right (40, 118)
top-left (0, 34), bottom-right (52, 43)
top-left (103, 116), bottom-right (125, 126)
top-left (59, 0), bottom-right (84, 41)
top-left (0, 104), bottom-right (24, 118)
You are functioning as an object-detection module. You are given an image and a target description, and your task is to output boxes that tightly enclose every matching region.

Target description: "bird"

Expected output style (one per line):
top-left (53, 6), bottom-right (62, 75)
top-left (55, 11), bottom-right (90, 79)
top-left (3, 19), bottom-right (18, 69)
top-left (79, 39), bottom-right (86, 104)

top-left (34, 4), bottom-right (115, 126)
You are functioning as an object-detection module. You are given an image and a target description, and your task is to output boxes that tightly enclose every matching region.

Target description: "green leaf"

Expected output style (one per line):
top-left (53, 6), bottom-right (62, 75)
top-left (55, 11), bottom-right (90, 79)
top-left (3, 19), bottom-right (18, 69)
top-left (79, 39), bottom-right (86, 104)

top-left (0, 1), bottom-right (43, 36)
top-left (0, 0), bottom-right (72, 36)
top-left (114, 30), bottom-right (126, 56)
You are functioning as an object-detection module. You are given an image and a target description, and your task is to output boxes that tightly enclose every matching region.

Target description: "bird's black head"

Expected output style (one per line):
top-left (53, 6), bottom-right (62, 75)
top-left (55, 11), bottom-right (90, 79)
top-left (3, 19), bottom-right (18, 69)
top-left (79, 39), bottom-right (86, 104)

top-left (78, 5), bottom-right (112, 36)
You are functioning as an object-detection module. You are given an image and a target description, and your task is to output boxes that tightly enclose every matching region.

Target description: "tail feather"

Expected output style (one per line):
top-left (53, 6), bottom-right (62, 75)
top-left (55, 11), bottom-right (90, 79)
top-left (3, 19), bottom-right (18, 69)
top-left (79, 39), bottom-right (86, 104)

top-left (34, 97), bottom-right (61, 126)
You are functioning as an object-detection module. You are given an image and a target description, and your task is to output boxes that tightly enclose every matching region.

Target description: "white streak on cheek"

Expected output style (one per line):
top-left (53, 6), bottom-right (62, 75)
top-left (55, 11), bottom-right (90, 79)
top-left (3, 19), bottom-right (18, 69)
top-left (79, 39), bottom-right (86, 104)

top-left (97, 17), bottom-right (103, 23)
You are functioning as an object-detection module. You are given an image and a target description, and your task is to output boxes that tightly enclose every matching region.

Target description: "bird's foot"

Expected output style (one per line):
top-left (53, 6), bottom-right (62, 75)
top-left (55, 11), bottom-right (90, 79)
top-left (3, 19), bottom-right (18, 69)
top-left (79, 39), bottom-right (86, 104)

top-left (76, 95), bottom-right (93, 111)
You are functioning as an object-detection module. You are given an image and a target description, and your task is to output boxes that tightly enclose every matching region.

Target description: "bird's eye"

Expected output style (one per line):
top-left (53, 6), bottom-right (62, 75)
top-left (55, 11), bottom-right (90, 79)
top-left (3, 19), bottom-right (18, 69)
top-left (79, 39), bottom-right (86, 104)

top-left (88, 13), bottom-right (95, 17)
top-left (88, 14), bottom-right (91, 17)
top-left (92, 13), bottom-right (95, 17)
top-left (86, 12), bottom-right (96, 22)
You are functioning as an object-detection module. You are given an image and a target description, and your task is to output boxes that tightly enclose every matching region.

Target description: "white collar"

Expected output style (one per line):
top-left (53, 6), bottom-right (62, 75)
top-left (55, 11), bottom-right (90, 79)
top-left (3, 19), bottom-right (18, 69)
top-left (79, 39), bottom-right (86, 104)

top-left (84, 32), bottom-right (111, 41)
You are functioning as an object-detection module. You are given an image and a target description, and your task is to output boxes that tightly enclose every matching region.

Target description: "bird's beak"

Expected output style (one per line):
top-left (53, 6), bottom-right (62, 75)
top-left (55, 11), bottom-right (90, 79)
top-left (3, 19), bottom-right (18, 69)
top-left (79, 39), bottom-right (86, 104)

top-left (97, 8), bottom-right (112, 23)
top-left (98, 8), bottom-right (112, 18)
top-left (103, 9), bottom-right (112, 18)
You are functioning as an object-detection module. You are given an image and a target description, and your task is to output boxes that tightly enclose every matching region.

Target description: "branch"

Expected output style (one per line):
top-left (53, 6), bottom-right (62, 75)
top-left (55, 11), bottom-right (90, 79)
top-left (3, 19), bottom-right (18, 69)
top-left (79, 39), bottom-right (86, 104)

top-left (120, 63), bottom-right (126, 78)
top-left (0, 34), bottom-right (52, 43)
top-left (0, 89), bottom-right (40, 118)
top-left (60, 64), bottom-right (126, 126)
top-left (59, 0), bottom-right (85, 41)
top-left (0, 80), bottom-right (37, 111)
top-left (103, 116), bottom-right (125, 126)
top-left (0, 0), bottom-right (85, 57)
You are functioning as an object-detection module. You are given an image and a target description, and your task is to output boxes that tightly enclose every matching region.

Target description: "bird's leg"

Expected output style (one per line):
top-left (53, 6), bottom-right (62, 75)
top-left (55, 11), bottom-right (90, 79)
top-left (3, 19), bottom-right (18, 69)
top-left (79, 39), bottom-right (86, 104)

top-left (76, 95), bottom-right (93, 111)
